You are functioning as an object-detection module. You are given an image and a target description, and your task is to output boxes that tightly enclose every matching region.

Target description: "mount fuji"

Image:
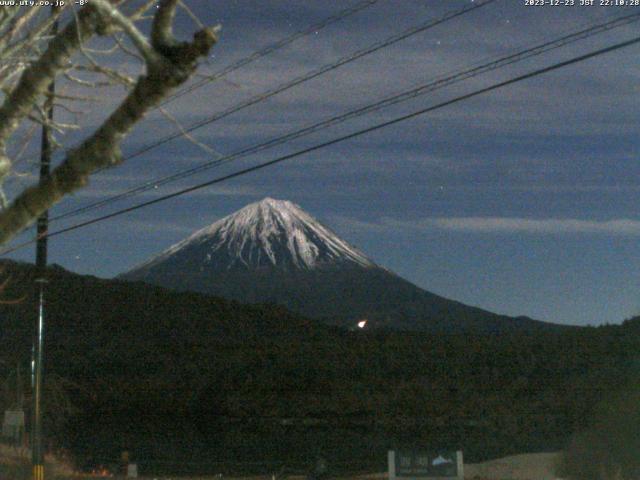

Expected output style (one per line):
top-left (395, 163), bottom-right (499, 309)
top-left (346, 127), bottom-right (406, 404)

top-left (120, 198), bottom-right (558, 333)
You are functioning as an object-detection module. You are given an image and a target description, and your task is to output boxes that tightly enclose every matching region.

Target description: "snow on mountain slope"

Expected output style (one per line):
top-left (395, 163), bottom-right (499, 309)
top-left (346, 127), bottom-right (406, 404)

top-left (120, 198), bottom-right (562, 333)
top-left (129, 197), bottom-right (376, 274)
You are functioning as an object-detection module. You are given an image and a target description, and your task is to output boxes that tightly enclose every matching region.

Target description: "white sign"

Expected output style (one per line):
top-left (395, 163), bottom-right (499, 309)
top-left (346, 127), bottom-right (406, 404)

top-left (388, 450), bottom-right (463, 480)
top-left (2, 410), bottom-right (24, 438)
top-left (127, 463), bottom-right (138, 478)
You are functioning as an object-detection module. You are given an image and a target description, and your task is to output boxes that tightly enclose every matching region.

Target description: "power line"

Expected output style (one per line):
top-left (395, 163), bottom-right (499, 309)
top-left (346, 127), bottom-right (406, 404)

top-left (160, 0), bottom-right (379, 107)
top-left (123, 0), bottom-right (497, 162)
top-left (3, 33), bottom-right (638, 257)
top-left (8, 1), bottom-right (380, 188)
top-left (51, 0), bottom-right (496, 221)
top-left (50, 10), bottom-right (640, 222)
top-left (49, 0), bottom-right (497, 222)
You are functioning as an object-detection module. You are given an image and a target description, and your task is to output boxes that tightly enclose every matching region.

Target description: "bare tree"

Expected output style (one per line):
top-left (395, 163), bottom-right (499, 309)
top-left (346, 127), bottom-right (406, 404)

top-left (0, 0), bottom-right (219, 246)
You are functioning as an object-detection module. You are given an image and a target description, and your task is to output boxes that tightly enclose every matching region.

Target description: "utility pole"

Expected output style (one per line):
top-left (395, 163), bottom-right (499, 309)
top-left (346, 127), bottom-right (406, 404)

top-left (32, 7), bottom-right (58, 480)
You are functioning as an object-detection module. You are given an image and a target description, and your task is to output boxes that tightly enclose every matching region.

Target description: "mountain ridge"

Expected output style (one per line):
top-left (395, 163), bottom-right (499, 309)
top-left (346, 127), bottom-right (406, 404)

top-left (130, 198), bottom-right (376, 274)
top-left (121, 198), bottom-right (565, 333)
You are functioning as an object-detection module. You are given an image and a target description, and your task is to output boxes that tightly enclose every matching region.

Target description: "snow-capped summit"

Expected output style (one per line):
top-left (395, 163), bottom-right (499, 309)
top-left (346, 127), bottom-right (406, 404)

top-left (121, 198), bottom-right (557, 333)
top-left (128, 197), bottom-right (375, 275)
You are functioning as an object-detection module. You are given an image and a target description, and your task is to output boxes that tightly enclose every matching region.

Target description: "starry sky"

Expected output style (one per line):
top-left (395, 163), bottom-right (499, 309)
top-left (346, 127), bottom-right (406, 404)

top-left (4, 0), bottom-right (640, 326)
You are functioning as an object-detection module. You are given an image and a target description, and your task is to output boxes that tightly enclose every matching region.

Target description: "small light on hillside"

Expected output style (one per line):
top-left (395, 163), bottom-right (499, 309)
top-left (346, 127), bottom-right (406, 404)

top-left (357, 320), bottom-right (367, 329)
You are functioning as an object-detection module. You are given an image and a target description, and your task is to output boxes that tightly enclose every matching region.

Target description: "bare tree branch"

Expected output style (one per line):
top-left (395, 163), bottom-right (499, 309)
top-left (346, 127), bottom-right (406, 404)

top-left (112, 32), bottom-right (145, 62)
top-left (158, 105), bottom-right (224, 159)
top-left (0, 1), bottom-right (219, 246)
top-left (152, 0), bottom-right (179, 50)
top-left (130, 0), bottom-right (162, 21)
top-left (0, 7), bottom-right (67, 63)
top-left (0, 7), bottom-right (40, 52)
top-left (91, 0), bottom-right (160, 65)
top-left (0, 5), bottom-right (110, 185)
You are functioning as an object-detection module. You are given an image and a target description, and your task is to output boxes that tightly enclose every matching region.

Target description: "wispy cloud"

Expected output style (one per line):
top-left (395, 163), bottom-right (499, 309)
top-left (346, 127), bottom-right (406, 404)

top-left (420, 217), bottom-right (640, 235)
top-left (70, 183), bottom-right (259, 199)
top-left (332, 215), bottom-right (640, 236)
top-left (112, 218), bottom-right (196, 235)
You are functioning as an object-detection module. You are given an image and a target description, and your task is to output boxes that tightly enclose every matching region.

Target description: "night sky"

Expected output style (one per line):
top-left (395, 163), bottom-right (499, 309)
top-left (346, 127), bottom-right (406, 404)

top-left (4, 0), bottom-right (640, 326)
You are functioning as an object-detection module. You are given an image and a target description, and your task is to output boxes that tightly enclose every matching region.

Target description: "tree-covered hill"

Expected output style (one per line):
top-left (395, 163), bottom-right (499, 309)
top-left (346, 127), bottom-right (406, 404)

top-left (0, 260), bottom-right (638, 475)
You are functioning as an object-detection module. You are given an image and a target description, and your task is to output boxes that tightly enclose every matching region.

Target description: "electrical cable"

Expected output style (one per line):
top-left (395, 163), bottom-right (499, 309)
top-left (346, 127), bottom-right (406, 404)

top-left (50, 10), bottom-right (640, 223)
top-left (160, 0), bottom-right (380, 107)
top-left (123, 0), bottom-right (497, 162)
top-left (2, 33), bottom-right (638, 256)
